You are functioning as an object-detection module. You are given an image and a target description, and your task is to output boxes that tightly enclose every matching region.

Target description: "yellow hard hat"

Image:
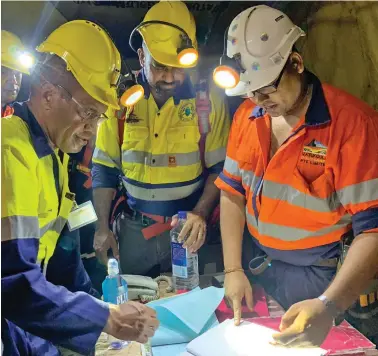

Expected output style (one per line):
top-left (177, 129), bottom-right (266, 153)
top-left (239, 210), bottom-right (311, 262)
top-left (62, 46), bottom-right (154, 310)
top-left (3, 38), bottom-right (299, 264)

top-left (138, 1), bottom-right (198, 68)
top-left (37, 20), bottom-right (121, 110)
top-left (1, 30), bottom-right (33, 75)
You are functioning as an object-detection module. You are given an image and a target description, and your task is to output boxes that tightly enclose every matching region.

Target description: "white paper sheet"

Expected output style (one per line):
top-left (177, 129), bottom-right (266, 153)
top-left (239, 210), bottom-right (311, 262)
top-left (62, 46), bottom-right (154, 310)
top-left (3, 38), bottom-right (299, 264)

top-left (186, 319), bottom-right (327, 356)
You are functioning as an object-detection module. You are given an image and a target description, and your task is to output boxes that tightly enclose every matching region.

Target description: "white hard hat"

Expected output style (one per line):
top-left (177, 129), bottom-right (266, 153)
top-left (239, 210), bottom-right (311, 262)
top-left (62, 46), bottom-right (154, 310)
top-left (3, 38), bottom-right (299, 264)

top-left (223, 5), bottom-right (305, 97)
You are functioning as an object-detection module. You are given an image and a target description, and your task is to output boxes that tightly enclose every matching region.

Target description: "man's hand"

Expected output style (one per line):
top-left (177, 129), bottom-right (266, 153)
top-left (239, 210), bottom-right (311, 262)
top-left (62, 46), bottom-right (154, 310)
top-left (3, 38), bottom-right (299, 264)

top-left (171, 212), bottom-right (206, 253)
top-left (272, 298), bottom-right (333, 348)
top-left (224, 271), bottom-right (253, 326)
top-left (104, 301), bottom-right (159, 344)
top-left (94, 228), bottom-right (119, 265)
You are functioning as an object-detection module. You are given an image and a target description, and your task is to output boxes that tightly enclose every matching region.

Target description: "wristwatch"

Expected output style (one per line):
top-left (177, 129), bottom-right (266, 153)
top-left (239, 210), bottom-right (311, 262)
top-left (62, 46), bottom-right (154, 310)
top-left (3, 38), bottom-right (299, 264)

top-left (318, 295), bottom-right (342, 319)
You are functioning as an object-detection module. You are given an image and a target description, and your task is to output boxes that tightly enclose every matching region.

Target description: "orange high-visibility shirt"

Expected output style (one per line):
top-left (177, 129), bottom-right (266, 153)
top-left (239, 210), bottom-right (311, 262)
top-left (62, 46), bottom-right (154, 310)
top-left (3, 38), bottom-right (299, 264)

top-left (216, 72), bottom-right (378, 250)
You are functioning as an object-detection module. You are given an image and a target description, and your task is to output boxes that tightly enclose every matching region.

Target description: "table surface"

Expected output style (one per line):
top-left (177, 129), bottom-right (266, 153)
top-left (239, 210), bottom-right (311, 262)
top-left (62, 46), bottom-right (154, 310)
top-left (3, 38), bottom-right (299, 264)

top-left (94, 278), bottom-right (378, 356)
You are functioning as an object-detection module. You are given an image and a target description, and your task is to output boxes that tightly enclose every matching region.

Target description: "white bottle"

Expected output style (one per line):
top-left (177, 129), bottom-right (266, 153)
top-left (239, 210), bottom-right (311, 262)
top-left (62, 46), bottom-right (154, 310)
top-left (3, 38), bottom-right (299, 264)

top-left (170, 211), bottom-right (199, 291)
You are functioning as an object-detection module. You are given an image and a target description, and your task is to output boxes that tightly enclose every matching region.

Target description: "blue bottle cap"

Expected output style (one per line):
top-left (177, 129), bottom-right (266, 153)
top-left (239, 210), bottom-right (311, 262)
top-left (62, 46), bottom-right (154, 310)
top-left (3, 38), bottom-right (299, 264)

top-left (178, 211), bottom-right (187, 219)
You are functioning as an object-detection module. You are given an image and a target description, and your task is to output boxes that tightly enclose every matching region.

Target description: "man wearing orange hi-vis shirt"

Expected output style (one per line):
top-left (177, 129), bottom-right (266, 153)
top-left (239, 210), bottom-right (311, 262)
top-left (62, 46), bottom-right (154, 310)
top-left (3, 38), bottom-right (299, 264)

top-left (213, 5), bottom-right (378, 348)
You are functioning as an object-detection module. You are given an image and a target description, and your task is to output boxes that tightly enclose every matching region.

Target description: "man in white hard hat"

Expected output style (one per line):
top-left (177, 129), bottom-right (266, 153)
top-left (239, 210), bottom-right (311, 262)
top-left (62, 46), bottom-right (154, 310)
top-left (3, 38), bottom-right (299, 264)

top-left (1, 21), bottom-right (158, 355)
top-left (213, 5), bottom-right (378, 347)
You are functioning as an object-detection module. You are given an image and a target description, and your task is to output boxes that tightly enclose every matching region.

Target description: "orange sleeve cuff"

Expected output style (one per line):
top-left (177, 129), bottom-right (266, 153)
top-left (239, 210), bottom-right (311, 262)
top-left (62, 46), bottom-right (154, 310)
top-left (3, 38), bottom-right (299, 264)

top-left (215, 173), bottom-right (245, 197)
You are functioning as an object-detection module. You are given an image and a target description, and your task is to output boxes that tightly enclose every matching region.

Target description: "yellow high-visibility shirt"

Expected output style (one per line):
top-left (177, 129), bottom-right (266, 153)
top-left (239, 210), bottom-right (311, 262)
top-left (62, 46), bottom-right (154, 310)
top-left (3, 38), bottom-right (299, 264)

top-left (93, 72), bottom-right (230, 216)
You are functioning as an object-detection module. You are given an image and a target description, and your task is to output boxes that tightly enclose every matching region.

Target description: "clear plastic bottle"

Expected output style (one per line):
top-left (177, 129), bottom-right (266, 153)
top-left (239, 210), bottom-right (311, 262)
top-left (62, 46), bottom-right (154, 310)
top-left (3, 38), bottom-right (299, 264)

top-left (170, 211), bottom-right (199, 292)
top-left (102, 258), bottom-right (129, 350)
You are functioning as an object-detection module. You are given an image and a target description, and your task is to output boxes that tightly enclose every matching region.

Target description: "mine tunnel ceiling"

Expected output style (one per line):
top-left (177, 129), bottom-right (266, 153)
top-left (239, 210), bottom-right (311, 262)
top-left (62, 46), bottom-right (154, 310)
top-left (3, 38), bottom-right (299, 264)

top-left (53, 1), bottom-right (318, 62)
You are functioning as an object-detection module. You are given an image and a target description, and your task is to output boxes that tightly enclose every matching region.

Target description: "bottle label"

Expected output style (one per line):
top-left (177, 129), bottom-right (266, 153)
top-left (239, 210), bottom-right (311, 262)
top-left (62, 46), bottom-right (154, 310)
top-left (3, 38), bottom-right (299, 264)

top-left (117, 286), bottom-right (128, 304)
top-left (171, 242), bottom-right (188, 278)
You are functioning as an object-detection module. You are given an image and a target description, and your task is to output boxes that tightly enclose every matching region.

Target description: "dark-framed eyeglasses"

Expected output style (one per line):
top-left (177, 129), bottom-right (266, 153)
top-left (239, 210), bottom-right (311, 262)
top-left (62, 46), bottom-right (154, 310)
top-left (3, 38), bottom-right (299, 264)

top-left (244, 62), bottom-right (287, 99)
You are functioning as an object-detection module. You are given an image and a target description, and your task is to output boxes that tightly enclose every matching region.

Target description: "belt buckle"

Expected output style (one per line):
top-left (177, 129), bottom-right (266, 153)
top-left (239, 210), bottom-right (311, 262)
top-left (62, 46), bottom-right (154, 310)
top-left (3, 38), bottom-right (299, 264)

top-left (141, 214), bottom-right (150, 227)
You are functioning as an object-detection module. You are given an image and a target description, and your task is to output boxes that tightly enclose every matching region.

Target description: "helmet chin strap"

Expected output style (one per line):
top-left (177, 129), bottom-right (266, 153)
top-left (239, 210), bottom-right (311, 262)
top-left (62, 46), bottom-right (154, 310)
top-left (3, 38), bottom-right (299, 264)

top-left (287, 72), bottom-right (311, 117)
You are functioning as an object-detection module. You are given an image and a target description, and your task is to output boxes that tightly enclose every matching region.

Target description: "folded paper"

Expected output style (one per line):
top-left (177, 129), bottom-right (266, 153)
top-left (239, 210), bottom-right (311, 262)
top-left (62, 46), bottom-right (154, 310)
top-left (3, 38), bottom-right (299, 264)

top-left (148, 287), bottom-right (224, 346)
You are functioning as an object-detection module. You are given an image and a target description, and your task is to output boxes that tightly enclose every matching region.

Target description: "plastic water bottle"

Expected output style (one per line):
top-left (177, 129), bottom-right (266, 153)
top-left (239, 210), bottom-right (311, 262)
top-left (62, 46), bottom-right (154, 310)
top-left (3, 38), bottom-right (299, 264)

top-left (102, 258), bottom-right (128, 350)
top-left (170, 211), bottom-right (199, 291)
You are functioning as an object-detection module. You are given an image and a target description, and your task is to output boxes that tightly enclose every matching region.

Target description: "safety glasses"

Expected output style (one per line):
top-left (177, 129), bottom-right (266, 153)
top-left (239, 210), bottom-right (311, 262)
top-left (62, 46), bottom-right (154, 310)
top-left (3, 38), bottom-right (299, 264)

top-left (55, 84), bottom-right (109, 124)
top-left (36, 67), bottom-right (109, 124)
top-left (243, 61), bottom-right (287, 99)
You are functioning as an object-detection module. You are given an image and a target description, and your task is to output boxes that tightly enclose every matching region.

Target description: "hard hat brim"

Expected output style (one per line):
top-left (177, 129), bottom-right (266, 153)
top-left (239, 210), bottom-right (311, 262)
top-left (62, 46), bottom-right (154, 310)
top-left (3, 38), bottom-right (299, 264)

top-left (141, 32), bottom-right (197, 69)
top-left (225, 80), bottom-right (250, 97)
top-left (1, 60), bottom-right (30, 75)
top-left (36, 45), bottom-right (120, 110)
top-left (226, 53), bottom-right (288, 97)
top-left (35, 20), bottom-right (121, 111)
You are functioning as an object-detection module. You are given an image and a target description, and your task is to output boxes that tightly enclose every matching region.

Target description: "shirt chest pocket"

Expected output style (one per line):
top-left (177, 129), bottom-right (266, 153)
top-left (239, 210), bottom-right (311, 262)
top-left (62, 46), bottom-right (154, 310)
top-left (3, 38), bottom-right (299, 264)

top-left (166, 126), bottom-right (200, 153)
top-left (235, 124), bottom-right (261, 165)
top-left (291, 168), bottom-right (340, 221)
top-left (123, 126), bottom-right (150, 152)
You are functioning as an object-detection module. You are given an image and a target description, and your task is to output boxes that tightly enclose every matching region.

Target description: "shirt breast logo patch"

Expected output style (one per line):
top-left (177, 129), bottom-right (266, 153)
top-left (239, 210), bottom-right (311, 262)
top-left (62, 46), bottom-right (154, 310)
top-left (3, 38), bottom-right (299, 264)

top-left (168, 156), bottom-right (177, 167)
top-left (300, 139), bottom-right (327, 167)
top-left (125, 113), bottom-right (141, 124)
top-left (179, 103), bottom-right (195, 122)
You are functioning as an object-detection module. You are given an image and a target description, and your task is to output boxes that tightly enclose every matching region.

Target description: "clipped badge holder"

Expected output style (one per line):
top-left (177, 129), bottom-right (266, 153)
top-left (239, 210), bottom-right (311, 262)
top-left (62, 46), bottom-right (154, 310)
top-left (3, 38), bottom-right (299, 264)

top-left (67, 201), bottom-right (98, 231)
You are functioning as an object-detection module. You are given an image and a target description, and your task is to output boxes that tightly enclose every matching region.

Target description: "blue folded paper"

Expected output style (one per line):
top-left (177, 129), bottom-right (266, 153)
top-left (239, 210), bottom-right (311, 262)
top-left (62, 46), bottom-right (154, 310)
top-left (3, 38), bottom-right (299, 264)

top-left (152, 343), bottom-right (188, 356)
top-left (147, 287), bottom-right (224, 346)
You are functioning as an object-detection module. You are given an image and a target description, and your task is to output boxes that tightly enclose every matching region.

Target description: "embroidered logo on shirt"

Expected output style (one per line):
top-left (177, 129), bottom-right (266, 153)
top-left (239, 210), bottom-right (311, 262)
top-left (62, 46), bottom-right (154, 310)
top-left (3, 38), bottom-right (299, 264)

top-left (125, 113), bottom-right (141, 124)
top-left (168, 156), bottom-right (177, 167)
top-left (123, 106), bottom-right (141, 124)
top-left (179, 103), bottom-right (195, 122)
top-left (300, 139), bottom-right (327, 167)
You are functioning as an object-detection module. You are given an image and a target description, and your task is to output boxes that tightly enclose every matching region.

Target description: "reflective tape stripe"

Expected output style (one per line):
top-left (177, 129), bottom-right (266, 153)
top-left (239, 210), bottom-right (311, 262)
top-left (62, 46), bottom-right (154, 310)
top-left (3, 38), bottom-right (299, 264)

top-left (40, 216), bottom-right (67, 237)
top-left (338, 178), bottom-right (378, 206)
top-left (241, 169), bottom-right (261, 192)
top-left (245, 209), bottom-right (258, 229)
top-left (224, 157), bottom-right (240, 177)
top-left (123, 179), bottom-right (203, 201)
top-left (122, 150), bottom-right (200, 167)
top-left (205, 147), bottom-right (226, 167)
top-left (224, 159), bottom-right (261, 192)
top-left (262, 180), bottom-right (341, 213)
top-left (40, 220), bottom-right (54, 237)
top-left (93, 147), bottom-right (121, 168)
top-left (224, 158), bottom-right (262, 191)
top-left (1, 216), bottom-right (39, 241)
top-left (246, 211), bottom-right (351, 241)
top-left (52, 216), bottom-right (67, 235)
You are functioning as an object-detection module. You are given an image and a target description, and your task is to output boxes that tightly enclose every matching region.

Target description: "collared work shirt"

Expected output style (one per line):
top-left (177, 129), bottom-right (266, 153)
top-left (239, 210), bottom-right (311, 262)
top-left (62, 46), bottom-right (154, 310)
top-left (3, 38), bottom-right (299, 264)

top-left (93, 71), bottom-right (230, 217)
top-left (216, 72), bottom-right (378, 254)
top-left (1, 102), bottom-right (109, 354)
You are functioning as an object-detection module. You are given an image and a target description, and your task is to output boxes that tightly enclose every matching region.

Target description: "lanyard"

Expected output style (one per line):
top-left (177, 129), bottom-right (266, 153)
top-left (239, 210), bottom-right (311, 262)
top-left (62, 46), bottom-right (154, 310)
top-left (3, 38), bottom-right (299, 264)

top-left (51, 152), bottom-right (61, 211)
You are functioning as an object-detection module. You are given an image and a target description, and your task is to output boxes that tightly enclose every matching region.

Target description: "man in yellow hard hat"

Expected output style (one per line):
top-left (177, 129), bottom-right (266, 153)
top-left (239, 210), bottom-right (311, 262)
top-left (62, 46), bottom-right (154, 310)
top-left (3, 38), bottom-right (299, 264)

top-left (1, 20), bottom-right (158, 355)
top-left (1, 30), bottom-right (33, 117)
top-left (92, 1), bottom-right (230, 277)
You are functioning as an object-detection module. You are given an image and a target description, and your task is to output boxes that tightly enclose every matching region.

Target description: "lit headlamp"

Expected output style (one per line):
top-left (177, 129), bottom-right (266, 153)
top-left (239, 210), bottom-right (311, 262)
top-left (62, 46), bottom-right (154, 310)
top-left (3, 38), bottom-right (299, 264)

top-left (118, 70), bottom-right (144, 108)
top-left (18, 51), bottom-right (34, 69)
top-left (213, 27), bottom-right (244, 89)
top-left (129, 20), bottom-right (198, 67)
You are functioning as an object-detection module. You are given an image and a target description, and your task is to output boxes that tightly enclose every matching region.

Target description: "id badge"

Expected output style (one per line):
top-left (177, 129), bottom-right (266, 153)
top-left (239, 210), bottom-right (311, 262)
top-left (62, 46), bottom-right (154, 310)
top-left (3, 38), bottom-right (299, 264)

top-left (67, 201), bottom-right (98, 231)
